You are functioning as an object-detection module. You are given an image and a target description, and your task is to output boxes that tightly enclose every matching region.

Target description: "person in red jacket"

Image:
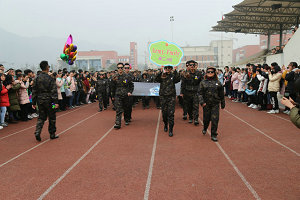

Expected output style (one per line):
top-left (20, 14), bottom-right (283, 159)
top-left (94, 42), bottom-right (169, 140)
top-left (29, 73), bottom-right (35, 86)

top-left (0, 73), bottom-right (10, 127)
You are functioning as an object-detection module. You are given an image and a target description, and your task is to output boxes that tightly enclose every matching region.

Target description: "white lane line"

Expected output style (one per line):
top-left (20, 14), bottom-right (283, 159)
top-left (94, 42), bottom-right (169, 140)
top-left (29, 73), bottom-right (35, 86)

top-left (144, 111), bottom-right (161, 200)
top-left (37, 126), bottom-right (115, 200)
top-left (224, 109), bottom-right (300, 157)
top-left (0, 112), bottom-right (99, 168)
top-left (199, 120), bottom-right (261, 200)
top-left (0, 104), bottom-right (89, 141)
top-left (270, 114), bottom-right (290, 122)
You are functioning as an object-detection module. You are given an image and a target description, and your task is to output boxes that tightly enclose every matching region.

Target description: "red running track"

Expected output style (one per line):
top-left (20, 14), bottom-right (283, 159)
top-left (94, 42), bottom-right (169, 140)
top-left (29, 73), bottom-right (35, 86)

top-left (0, 100), bottom-right (299, 200)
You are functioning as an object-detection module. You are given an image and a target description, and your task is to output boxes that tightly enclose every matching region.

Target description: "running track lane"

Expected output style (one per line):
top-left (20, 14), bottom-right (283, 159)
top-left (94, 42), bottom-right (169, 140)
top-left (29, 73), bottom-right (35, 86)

top-left (147, 107), bottom-right (257, 200)
top-left (0, 105), bottom-right (115, 199)
top-left (213, 100), bottom-right (300, 199)
top-left (224, 98), bottom-right (300, 154)
top-left (38, 107), bottom-right (160, 199)
top-left (0, 104), bottom-right (98, 165)
top-left (0, 104), bottom-right (89, 140)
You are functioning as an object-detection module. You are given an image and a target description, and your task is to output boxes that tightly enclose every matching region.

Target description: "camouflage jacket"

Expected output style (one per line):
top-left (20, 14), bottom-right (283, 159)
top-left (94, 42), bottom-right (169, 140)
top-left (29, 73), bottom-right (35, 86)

top-left (181, 70), bottom-right (203, 94)
top-left (111, 73), bottom-right (134, 97)
top-left (155, 70), bottom-right (180, 96)
top-left (198, 78), bottom-right (225, 108)
top-left (95, 78), bottom-right (108, 94)
top-left (32, 72), bottom-right (58, 105)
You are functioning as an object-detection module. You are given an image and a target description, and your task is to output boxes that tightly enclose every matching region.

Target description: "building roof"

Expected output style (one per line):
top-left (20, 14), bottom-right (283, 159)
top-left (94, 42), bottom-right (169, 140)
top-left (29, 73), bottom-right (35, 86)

top-left (211, 0), bottom-right (300, 34)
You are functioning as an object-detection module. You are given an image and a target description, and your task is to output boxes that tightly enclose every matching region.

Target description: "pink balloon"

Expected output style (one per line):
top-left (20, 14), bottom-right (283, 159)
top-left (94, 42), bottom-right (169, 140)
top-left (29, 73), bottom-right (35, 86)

top-left (66, 34), bottom-right (73, 45)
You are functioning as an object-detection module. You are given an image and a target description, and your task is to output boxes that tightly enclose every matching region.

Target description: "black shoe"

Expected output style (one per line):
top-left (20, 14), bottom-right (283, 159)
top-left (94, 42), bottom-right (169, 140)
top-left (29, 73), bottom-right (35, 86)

top-left (35, 133), bottom-right (41, 142)
top-left (169, 130), bottom-right (173, 137)
top-left (114, 124), bottom-right (121, 129)
top-left (98, 109), bottom-right (103, 112)
top-left (104, 107), bottom-right (107, 110)
top-left (125, 121), bottom-right (129, 125)
top-left (211, 136), bottom-right (218, 142)
top-left (50, 134), bottom-right (59, 140)
top-left (202, 129), bottom-right (207, 135)
top-left (188, 119), bottom-right (193, 123)
top-left (194, 120), bottom-right (199, 126)
top-left (164, 124), bottom-right (168, 132)
top-left (182, 115), bottom-right (187, 120)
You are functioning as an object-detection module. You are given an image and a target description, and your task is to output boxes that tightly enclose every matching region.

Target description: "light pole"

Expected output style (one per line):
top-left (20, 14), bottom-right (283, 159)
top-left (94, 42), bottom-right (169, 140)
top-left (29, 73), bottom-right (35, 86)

top-left (170, 16), bottom-right (174, 42)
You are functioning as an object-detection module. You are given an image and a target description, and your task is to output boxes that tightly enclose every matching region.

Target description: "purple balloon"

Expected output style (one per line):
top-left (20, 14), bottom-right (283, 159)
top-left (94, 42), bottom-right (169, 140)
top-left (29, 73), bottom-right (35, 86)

top-left (73, 45), bottom-right (77, 51)
top-left (68, 60), bottom-right (74, 65)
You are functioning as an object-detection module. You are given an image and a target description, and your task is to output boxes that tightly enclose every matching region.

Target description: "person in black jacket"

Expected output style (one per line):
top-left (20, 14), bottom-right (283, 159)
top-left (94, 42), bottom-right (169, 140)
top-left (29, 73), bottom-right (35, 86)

top-left (284, 62), bottom-right (298, 114)
top-left (199, 66), bottom-right (225, 142)
top-left (96, 71), bottom-right (108, 112)
top-left (32, 61), bottom-right (59, 141)
top-left (111, 63), bottom-right (134, 129)
top-left (155, 65), bottom-right (180, 137)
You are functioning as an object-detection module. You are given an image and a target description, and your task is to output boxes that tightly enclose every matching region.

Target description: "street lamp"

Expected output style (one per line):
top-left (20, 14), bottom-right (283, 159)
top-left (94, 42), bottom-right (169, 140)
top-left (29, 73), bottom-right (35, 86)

top-left (170, 16), bottom-right (174, 42)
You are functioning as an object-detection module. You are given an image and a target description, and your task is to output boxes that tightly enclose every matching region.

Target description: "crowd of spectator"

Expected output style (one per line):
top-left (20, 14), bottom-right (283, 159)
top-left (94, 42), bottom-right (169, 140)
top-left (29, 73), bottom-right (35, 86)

top-left (221, 62), bottom-right (300, 118)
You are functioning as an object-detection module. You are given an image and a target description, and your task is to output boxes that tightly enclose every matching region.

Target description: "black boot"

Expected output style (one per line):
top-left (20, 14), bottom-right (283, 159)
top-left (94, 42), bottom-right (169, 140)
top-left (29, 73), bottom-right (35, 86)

top-left (164, 124), bottom-right (168, 132)
top-left (169, 125), bottom-right (173, 137)
top-left (35, 133), bottom-right (41, 142)
top-left (211, 135), bottom-right (218, 142)
top-left (114, 124), bottom-right (121, 129)
top-left (188, 118), bottom-right (193, 123)
top-left (50, 134), bottom-right (59, 140)
top-left (194, 119), bottom-right (199, 126)
top-left (202, 129), bottom-right (207, 135)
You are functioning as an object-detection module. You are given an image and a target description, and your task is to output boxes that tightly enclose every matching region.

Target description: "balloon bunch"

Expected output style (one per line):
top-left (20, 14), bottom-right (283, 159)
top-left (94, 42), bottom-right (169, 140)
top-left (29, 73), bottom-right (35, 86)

top-left (60, 34), bottom-right (77, 65)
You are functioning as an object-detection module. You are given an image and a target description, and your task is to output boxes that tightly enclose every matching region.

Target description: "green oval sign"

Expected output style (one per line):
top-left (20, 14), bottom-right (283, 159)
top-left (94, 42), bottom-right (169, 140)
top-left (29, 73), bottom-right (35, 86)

top-left (149, 40), bottom-right (184, 66)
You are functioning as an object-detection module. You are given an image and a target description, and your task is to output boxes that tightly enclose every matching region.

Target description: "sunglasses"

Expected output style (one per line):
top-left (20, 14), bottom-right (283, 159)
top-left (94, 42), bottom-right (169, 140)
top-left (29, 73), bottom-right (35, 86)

top-left (188, 64), bottom-right (195, 67)
top-left (124, 67), bottom-right (130, 69)
top-left (207, 71), bottom-right (215, 74)
top-left (117, 67), bottom-right (124, 69)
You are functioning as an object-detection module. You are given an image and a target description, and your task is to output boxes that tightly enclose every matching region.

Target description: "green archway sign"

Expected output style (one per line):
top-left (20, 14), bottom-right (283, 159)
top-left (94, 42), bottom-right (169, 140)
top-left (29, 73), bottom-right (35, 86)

top-left (149, 40), bottom-right (184, 66)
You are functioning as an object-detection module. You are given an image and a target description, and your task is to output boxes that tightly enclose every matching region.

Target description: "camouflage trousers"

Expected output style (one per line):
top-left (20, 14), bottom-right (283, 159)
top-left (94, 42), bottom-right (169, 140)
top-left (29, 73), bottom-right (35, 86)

top-left (97, 92), bottom-right (107, 110)
top-left (124, 96), bottom-right (133, 120)
top-left (160, 95), bottom-right (176, 127)
top-left (202, 104), bottom-right (219, 137)
top-left (115, 95), bottom-right (130, 125)
top-left (35, 101), bottom-right (56, 136)
top-left (183, 92), bottom-right (199, 120)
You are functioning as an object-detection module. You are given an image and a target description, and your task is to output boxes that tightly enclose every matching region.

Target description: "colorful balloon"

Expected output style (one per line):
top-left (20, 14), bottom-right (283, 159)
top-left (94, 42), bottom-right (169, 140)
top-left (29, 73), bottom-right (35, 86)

top-left (70, 43), bottom-right (74, 50)
top-left (72, 45), bottom-right (77, 51)
top-left (60, 34), bottom-right (77, 65)
top-left (65, 48), bottom-right (70, 55)
top-left (71, 56), bottom-right (76, 62)
top-left (60, 54), bottom-right (67, 61)
top-left (66, 35), bottom-right (73, 45)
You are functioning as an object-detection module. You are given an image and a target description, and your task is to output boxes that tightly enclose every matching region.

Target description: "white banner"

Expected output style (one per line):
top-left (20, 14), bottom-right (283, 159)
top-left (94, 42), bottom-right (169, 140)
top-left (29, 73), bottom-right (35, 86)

top-left (132, 82), bottom-right (181, 96)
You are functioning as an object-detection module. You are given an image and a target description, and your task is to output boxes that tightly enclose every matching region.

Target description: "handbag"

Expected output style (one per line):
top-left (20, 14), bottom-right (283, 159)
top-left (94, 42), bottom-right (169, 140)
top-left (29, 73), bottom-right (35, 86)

top-left (65, 88), bottom-right (73, 97)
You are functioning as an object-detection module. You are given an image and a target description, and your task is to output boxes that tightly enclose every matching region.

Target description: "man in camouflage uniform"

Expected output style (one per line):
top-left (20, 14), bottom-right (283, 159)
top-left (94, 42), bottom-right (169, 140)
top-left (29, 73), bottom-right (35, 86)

top-left (32, 61), bottom-right (59, 141)
top-left (180, 60), bottom-right (202, 125)
top-left (111, 63), bottom-right (134, 129)
top-left (198, 66), bottom-right (225, 142)
top-left (95, 71), bottom-right (108, 111)
top-left (124, 63), bottom-right (134, 121)
top-left (155, 65), bottom-right (180, 137)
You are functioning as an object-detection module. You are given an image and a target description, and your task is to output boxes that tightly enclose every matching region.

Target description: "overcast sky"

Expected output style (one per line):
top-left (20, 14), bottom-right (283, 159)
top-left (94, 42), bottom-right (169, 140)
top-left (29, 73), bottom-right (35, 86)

top-left (0, 0), bottom-right (259, 64)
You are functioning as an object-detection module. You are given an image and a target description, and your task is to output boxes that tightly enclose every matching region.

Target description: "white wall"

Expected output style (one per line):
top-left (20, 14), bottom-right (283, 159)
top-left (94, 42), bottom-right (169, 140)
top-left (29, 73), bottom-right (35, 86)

top-left (266, 30), bottom-right (300, 66)
top-left (283, 29), bottom-right (300, 66)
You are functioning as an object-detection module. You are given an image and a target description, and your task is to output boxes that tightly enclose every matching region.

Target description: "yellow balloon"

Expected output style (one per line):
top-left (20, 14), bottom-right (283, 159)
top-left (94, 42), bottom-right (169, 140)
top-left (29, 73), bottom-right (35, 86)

top-left (72, 56), bottom-right (76, 62)
top-left (65, 48), bottom-right (70, 55)
top-left (74, 50), bottom-right (77, 56)
top-left (70, 43), bottom-right (74, 50)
